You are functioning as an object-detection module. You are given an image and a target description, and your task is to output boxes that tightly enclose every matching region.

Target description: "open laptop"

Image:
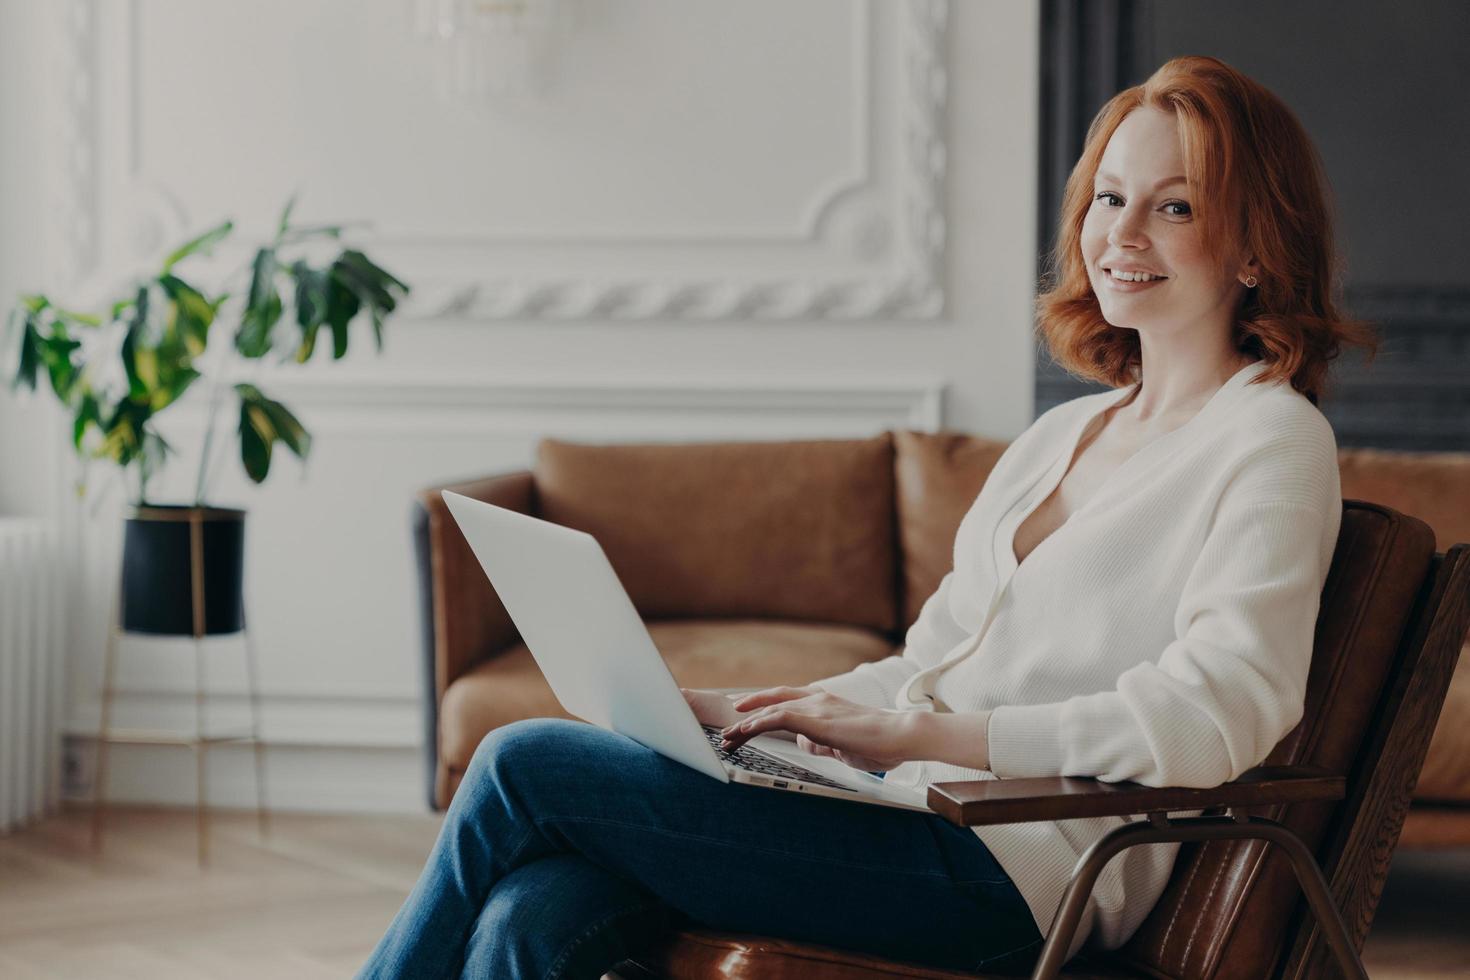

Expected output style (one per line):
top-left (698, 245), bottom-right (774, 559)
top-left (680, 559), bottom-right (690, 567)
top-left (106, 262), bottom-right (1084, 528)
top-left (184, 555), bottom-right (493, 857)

top-left (441, 490), bottom-right (932, 813)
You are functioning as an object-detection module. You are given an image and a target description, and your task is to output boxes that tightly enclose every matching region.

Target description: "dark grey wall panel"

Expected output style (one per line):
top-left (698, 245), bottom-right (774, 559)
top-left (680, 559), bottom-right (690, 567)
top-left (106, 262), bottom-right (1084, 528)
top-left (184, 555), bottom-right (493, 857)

top-left (1144, 0), bottom-right (1470, 288)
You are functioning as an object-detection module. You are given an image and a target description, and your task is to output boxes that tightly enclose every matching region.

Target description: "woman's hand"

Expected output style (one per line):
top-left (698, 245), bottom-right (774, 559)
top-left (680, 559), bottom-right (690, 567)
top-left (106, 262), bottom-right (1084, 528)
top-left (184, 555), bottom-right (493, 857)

top-left (714, 685), bottom-right (917, 773)
top-left (680, 686), bottom-right (819, 742)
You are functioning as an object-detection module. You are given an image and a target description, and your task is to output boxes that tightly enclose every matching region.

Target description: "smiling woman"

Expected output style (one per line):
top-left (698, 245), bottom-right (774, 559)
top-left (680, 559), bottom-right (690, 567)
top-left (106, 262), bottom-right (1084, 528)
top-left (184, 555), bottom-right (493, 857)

top-left (354, 55), bottom-right (1374, 980)
top-left (1038, 55), bottom-right (1377, 406)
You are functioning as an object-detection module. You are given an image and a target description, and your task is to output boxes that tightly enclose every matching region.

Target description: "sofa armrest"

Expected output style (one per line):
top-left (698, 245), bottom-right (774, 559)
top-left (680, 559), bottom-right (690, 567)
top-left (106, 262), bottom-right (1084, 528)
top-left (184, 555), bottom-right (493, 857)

top-left (926, 765), bottom-right (1344, 826)
top-left (416, 470), bottom-right (536, 704)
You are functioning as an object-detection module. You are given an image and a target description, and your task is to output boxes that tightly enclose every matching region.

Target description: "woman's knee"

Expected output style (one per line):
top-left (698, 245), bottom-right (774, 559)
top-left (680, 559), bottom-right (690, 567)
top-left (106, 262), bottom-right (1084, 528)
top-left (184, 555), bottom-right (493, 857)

top-left (466, 717), bottom-right (614, 788)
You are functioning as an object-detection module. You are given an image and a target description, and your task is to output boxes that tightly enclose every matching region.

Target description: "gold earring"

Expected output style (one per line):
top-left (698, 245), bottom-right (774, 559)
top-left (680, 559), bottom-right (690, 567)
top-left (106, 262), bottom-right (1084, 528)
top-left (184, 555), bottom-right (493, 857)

top-left (1243, 274), bottom-right (1259, 288)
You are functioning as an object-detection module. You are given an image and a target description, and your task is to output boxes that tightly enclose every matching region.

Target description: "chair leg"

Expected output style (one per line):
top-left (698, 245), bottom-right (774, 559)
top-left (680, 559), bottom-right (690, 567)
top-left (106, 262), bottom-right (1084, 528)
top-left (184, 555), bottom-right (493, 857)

top-left (1028, 813), bottom-right (1368, 980)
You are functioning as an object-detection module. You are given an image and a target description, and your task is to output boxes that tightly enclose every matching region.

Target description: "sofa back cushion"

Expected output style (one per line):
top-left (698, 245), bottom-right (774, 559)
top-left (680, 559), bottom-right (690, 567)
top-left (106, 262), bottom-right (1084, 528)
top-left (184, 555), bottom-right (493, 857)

top-left (1338, 446), bottom-right (1470, 553)
top-left (892, 430), bottom-right (1010, 627)
top-left (534, 434), bottom-right (899, 634)
top-left (1338, 446), bottom-right (1470, 803)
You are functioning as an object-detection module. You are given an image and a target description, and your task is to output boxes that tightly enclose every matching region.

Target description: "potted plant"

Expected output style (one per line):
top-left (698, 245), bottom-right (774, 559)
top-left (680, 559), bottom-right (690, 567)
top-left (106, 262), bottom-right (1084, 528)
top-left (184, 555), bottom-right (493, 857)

top-left (3, 198), bottom-right (409, 636)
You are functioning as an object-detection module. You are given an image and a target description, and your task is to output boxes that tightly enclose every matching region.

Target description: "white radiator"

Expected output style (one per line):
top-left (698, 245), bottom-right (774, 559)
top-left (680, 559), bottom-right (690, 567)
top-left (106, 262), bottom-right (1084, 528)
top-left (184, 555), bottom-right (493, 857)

top-left (0, 519), bottom-right (63, 834)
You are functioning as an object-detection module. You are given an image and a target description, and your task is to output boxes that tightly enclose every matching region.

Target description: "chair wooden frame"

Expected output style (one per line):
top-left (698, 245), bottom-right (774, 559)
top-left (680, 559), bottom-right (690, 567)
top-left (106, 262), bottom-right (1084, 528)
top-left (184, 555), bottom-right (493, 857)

top-left (622, 509), bottom-right (1470, 980)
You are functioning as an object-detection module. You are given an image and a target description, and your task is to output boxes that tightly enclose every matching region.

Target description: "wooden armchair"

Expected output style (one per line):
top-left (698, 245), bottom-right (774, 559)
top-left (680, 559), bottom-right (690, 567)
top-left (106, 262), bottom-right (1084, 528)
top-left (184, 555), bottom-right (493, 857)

top-left (616, 501), bottom-right (1470, 980)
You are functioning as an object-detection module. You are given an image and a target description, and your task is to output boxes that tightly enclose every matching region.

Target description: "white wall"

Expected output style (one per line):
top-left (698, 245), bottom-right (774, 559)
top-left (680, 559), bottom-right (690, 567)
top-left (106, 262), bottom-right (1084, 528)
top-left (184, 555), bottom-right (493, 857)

top-left (0, 0), bottom-right (1040, 813)
top-left (0, 0), bottom-right (63, 521)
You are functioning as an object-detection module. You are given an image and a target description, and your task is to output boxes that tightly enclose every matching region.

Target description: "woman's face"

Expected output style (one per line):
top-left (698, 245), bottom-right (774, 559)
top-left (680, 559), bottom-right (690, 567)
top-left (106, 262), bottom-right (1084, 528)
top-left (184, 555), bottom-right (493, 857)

top-left (1080, 105), bottom-right (1244, 337)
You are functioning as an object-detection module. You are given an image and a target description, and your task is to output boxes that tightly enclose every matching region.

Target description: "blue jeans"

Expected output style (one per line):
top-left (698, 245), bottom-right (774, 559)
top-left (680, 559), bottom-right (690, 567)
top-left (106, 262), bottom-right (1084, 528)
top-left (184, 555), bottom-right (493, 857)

top-left (356, 717), bottom-right (1044, 979)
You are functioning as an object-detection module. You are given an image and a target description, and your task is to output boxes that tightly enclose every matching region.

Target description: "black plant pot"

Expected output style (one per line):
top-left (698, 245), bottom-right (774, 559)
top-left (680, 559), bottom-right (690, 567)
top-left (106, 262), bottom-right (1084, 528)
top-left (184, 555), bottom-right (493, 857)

top-left (121, 505), bottom-right (246, 636)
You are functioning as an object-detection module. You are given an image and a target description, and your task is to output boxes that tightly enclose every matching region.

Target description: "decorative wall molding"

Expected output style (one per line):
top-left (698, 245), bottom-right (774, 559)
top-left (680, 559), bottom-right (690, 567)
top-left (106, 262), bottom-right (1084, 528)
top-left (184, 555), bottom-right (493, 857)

top-left (62, 0), bottom-right (952, 322)
top-left (54, 0), bottom-right (98, 286)
top-left (186, 373), bottom-right (949, 433)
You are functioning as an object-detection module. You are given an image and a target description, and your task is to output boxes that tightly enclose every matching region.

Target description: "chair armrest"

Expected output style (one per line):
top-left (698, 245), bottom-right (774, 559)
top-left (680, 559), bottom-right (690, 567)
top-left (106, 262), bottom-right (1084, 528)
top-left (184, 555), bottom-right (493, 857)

top-left (416, 470), bottom-right (536, 702)
top-left (926, 765), bottom-right (1345, 827)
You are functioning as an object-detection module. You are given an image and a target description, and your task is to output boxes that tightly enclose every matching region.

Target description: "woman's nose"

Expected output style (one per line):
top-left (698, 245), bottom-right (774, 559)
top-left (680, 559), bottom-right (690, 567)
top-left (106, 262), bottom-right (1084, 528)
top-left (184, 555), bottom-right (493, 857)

top-left (1106, 205), bottom-right (1148, 249)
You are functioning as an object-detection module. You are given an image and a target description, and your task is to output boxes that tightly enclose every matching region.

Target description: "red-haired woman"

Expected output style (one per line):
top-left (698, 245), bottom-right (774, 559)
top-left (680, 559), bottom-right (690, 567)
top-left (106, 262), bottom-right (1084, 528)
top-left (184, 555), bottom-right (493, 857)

top-left (356, 56), bottom-right (1375, 979)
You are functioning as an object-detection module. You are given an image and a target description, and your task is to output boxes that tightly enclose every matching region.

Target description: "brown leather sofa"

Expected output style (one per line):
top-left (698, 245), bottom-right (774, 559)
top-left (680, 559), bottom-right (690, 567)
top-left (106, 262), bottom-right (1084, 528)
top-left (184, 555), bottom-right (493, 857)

top-left (412, 431), bottom-right (1470, 846)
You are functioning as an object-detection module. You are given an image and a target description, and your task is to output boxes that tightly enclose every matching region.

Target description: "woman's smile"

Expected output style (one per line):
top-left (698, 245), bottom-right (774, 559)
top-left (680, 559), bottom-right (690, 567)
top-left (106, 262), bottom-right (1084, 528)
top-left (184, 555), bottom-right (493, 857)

top-left (1098, 268), bottom-right (1170, 293)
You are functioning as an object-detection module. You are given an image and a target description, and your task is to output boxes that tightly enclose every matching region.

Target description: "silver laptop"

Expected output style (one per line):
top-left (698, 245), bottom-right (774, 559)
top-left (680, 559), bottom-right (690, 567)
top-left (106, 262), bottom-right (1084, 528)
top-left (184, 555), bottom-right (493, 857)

top-left (441, 490), bottom-right (932, 813)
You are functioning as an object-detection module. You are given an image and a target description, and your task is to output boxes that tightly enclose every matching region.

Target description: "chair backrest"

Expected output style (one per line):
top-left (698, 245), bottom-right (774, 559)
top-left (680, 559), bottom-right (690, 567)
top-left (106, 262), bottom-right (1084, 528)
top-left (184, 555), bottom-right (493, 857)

top-left (1104, 500), bottom-right (1461, 979)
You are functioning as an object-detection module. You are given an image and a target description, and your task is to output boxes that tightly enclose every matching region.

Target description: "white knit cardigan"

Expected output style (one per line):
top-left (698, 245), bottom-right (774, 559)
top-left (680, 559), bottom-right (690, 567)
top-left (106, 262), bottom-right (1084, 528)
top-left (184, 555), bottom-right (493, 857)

top-left (810, 359), bottom-right (1342, 960)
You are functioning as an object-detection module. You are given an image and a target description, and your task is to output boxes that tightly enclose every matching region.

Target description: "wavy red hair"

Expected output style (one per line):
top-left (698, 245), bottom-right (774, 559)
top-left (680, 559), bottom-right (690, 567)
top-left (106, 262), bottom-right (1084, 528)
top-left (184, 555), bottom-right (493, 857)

top-left (1036, 55), bottom-right (1377, 404)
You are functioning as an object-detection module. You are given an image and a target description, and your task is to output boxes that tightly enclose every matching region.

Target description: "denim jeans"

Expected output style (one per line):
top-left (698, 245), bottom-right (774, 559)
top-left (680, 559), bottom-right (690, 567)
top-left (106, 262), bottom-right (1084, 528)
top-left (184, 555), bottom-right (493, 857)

top-left (356, 717), bottom-right (1044, 979)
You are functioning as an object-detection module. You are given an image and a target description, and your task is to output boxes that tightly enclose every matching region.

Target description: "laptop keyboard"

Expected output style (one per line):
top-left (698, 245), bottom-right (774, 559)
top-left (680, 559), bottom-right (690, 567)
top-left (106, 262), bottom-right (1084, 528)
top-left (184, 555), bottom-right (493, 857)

top-left (701, 725), bottom-right (858, 792)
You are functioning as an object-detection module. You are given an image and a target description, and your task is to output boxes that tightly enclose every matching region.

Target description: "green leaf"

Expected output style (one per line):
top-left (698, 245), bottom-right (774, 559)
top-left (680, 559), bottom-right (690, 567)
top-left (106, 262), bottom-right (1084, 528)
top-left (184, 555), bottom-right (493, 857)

top-left (159, 273), bottom-right (216, 357)
top-left (261, 396), bottom-right (310, 459)
top-left (277, 195), bottom-right (297, 238)
top-left (294, 318), bottom-right (321, 363)
top-left (148, 365), bottom-right (200, 411)
top-left (324, 273), bottom-right (360, 360)
top-left (51, 306), bottom-right (101, 328)
top-left (237, 395), bottom-right (274, 483)
top-left (369, 306), bottom-right (384, 352)
top-left (233, 382), bottom-right (311, 484)
top-left (13, 317), bottom-right (42, 391)
top-left (340, 249), bottom-right (410, 295)
top-left (236, 246), bottom-right (283, 358)
top-left (290, 261), bottom-right (329, 363)
top-left (332, 250), bottom-right (402, 314)
top-left (97, 400), bottom-right (151, 467)
top-left (162, 220), bottom-right (234, 272)
top-left (138, 427), bottom-right (173, 492)
top-left (38, 332), bottom-right (83, 401)
top-left (73, 392), bottom-right (102, 450)
top-left (278, 224), bottom-right (343, 244)
top-left (120, 287), bottom-right (151, 400)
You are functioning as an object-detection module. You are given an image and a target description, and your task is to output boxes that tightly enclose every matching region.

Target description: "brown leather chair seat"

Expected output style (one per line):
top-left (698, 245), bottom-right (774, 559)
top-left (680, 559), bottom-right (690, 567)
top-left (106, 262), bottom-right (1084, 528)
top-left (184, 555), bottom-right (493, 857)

top-left (438, 618), bottom-right (896, 781)
top-left (624, 927), bottom-right (1141, 978)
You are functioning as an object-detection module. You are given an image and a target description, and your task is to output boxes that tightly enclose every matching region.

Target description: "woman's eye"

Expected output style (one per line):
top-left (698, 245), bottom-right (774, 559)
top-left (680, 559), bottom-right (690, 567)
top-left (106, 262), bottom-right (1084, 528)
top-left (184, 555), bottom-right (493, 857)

top-left (1092, 192), bottom-right (1191, 218)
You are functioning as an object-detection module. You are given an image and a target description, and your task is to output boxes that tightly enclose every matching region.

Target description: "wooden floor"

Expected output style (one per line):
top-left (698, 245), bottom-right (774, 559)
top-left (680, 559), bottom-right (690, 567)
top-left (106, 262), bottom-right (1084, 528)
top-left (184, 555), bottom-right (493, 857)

top-left (1, 804), bottom-right (1467, 978)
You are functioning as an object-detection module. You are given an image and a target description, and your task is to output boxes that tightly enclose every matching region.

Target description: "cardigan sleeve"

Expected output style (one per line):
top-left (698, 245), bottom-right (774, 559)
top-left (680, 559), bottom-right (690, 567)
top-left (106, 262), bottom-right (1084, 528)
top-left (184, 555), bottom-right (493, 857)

top-left (808, 569), bottom-right (972, 709)
top-left (985, 435), bottom-right (1342, 788)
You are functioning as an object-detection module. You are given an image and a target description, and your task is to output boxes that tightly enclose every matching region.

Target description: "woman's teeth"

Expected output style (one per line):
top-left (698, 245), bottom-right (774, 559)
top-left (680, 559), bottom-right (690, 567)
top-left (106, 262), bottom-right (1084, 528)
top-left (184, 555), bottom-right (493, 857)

top-left (1108, 269), bottom-right (1166, 282)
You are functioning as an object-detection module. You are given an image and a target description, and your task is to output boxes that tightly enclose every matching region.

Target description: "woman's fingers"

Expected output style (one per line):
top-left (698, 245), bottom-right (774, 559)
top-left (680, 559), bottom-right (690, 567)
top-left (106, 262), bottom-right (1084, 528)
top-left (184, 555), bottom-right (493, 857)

top-left (732, 685), bottom-right (817, 711)
top-left (722, 706), bottom-right (794, 750)
top-left (796, 734), bottom-right (833, 756)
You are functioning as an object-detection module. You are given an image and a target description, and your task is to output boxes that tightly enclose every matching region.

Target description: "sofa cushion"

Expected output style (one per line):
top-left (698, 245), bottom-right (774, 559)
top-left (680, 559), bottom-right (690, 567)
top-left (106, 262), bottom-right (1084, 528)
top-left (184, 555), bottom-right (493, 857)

top-left (893, 430), bottom-right (1009, 628)
top-left (1338, 446), bottom-right (1470, 552)
top-left (438, 618), bottom-right (898, 774)
top-left (534, 435), bottom-right (898, 633)
top-left (1338, 446), bottom-right (1470, 805)
top-left (1415, 643), bottom-right (1470, 801)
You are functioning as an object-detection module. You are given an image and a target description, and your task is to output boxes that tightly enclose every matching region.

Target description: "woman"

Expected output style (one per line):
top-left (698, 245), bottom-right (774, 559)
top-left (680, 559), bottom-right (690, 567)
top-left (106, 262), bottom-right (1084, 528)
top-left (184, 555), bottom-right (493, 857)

top-left (356, 55), bottom-right (1376, 979)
